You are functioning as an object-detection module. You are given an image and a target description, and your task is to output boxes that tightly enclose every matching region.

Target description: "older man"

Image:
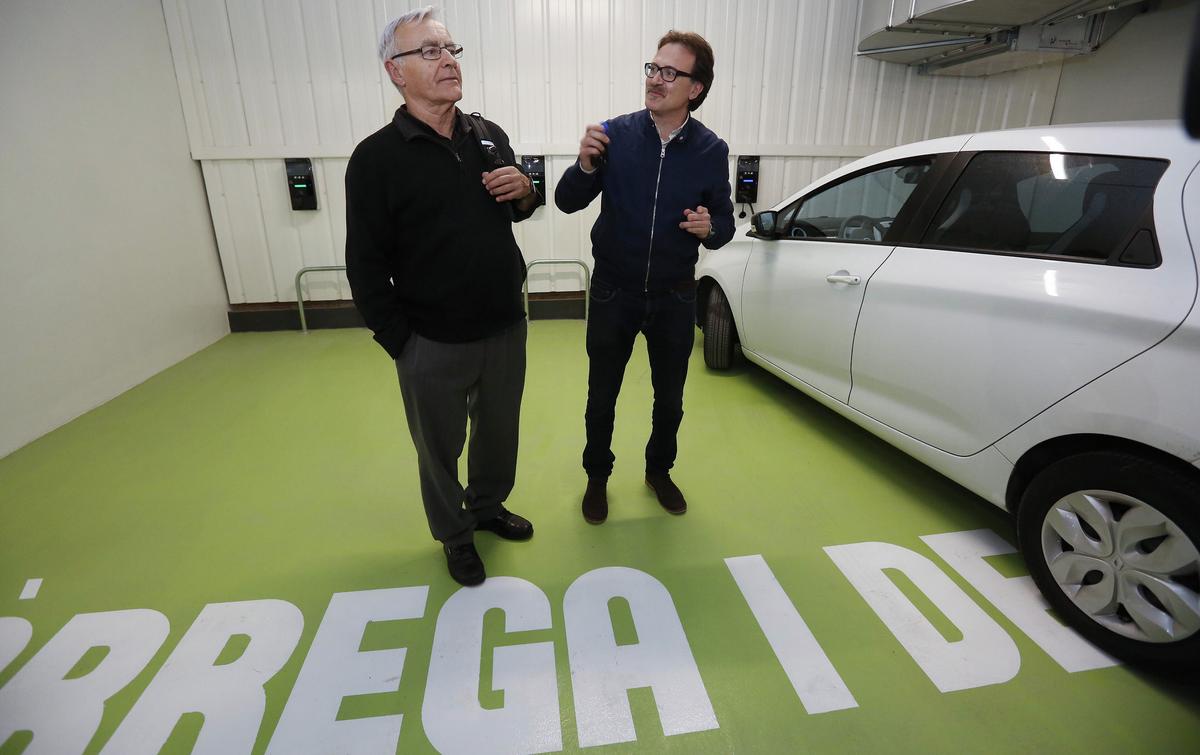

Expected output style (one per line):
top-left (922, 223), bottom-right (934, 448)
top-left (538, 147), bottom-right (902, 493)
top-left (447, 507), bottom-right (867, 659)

top-left (345, 6), bottom-right (540, 586)
top-left (555, 31), bottom-right (734, 524)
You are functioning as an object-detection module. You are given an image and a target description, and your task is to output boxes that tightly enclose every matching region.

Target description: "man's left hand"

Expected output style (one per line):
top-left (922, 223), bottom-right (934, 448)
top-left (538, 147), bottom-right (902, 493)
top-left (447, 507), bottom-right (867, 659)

top-left (680, 205), bottom-right (712, 239)
top-left (482, 167), bottom-right (533, 203)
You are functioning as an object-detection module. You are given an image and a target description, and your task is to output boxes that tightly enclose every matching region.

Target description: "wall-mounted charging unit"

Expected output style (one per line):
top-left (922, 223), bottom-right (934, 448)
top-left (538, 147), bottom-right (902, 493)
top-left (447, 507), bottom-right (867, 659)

top-left (736, 155), bottom-right (760, 204)
top-left (521, 155), bottom-right (546, 207)
top-left (285, 158), bottom-right (317, 211)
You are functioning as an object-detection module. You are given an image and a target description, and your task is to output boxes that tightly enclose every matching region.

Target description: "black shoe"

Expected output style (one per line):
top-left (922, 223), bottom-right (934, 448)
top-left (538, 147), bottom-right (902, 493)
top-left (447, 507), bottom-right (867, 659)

top-left (582, 478), bottom-right (608, 524)
top-left (444, 542), bottom-right (485, 586)
top-left (645, 473), bottom-right (687, 515)
top-left (475, 505), bottom-right (534, 541)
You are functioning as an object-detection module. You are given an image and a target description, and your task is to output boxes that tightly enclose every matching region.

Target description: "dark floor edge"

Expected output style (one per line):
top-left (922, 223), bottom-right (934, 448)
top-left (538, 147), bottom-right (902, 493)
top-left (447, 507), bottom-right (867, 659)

top-left (229, 297), bottom-right (585, 332)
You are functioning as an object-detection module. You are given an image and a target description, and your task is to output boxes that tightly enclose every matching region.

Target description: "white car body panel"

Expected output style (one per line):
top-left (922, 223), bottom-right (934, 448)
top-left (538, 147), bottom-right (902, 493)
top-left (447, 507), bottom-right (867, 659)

top-left (697, 231), bottom-right (753, 325)
top-left (994, 144), bottom-right (1200, 469)
top-left (741, 348), bottom-right (1015, 508)
top-left (993, 314), bottom-right (1200, 470)
top-left (849, 243), bottom-right (1195, 455)
top-left (696, 121), bottom-right (1200, 510)
top-left (740, 239), bottom-right (894, 402)
top-left (960, 121), bottom-right (1192, 159)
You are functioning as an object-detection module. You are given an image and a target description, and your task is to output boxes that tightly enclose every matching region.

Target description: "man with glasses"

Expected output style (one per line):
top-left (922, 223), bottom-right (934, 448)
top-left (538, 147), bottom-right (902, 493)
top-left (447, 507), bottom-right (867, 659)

top-left (555, 31), bottom-right (734, 524)
top-left (345, 6), bottom-right (541, 586)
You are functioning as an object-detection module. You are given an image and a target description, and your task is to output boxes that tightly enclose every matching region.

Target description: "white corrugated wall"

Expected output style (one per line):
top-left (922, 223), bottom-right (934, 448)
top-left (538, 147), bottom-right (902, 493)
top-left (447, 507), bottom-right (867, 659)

top-left (161, 0), bottom-right (1062, 304)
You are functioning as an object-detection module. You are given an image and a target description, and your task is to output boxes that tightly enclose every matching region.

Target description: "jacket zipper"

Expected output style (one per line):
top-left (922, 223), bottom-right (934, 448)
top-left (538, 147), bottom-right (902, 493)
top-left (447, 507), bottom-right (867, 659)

top-left (644, 142), bottom-right (667, 291)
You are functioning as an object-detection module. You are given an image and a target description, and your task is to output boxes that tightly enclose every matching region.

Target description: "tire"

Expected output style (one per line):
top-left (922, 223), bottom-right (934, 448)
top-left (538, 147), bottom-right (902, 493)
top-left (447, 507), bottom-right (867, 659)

top-left (1016, 451), bottom-right (1200, 668)
top-left (703, 285), bottom-right (737, 370)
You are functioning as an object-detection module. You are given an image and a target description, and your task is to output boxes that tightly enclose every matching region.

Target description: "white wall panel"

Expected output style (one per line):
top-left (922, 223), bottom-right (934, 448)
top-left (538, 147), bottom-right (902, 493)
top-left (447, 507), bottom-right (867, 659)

top-left (758, 1), bottom-right (800, 145)
top-left (165, 0), bottom-right (1063, 302)
top-left (218, 160), bottom-right (277, 303)
top-left (264, 0), bottom-right (322, 146)
top-left (190, 0), bottom-right (249, 146)
top-left (301, 0), bottom-right (356, 145)
top-left (579, 0), bottom-right (614, 125)
top-left (786, 1), bottom-right (832, 147)
top-left (696, 0), bottom-right (737, 140)
top-left (226, 1), bottom-right (284, 146)
top-left (253, 159), bottom-right (306, 302)
top-left (338, 0), bottom-right (388, 143)
top-left (514, 0), bottom-right (550, 144)
top-left (473, 0), bottom-right (519, 127)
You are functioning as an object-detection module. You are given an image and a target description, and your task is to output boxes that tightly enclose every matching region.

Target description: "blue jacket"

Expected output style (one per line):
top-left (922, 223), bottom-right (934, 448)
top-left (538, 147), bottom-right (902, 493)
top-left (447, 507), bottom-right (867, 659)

top-left (554, 110), bottom-right (735, 291)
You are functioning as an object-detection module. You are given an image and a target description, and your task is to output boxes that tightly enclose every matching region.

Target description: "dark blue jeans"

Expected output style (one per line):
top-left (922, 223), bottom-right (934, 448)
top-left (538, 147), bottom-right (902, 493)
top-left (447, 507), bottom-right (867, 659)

top-left (583, 281), bottom-right (697, 479)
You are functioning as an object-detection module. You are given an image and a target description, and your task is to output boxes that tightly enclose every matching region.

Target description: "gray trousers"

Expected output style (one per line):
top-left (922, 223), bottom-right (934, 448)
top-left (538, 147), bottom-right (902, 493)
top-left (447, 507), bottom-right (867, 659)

top-left (395, 320), bottom-right (527, 545)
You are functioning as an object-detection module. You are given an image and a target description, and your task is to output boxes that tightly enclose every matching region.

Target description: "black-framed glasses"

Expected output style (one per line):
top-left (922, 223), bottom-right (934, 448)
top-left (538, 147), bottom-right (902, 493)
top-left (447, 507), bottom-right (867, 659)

top-left (644, 62), bottom-right (693, 82)
top-left (391, 43), bottom-right (464, 61)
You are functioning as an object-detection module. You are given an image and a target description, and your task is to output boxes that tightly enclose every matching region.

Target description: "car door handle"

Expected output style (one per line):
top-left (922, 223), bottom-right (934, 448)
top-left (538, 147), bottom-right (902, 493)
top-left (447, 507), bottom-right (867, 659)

top-left (826, 273), bottom-right (861, 285)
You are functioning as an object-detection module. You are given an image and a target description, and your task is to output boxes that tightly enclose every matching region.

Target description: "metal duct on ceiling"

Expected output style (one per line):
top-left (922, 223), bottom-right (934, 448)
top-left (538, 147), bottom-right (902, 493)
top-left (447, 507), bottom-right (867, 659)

top-left (858, 0), bottom-right (1149, 76)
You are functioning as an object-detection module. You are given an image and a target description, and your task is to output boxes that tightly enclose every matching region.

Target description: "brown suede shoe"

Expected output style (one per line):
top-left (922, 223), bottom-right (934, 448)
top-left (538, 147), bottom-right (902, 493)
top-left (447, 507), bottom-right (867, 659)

top-left (582, 478), bottom-right (608, 524)
top-left (645, 473), bottom-right (687, 515)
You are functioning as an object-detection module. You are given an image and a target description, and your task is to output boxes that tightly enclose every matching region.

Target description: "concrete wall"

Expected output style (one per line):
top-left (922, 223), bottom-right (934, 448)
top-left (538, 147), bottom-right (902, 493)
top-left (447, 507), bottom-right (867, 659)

top-left (0, 0), bottom-right (230, 459)
top-left (1052, 0), bottom-right (1200, 124)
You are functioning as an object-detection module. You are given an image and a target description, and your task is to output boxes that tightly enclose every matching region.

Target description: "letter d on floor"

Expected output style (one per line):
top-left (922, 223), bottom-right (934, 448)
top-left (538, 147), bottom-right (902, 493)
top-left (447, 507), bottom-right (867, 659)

top-left (825, 542), bottom-right (1020, 693)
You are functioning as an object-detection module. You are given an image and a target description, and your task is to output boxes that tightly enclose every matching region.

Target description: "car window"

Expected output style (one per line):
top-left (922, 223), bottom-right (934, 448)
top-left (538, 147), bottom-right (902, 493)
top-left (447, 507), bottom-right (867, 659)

top-left (779, 159), bottom-right (932, 242)
top-left (923, 152), bottom-right (1168, 265)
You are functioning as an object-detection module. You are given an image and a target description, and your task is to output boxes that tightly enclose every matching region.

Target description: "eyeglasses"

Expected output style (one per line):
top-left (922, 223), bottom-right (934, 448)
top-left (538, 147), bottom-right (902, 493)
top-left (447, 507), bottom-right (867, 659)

top-left (644, 62), bottom-right (693, 83)
top-left (391, 43), bottom-right (464, 61)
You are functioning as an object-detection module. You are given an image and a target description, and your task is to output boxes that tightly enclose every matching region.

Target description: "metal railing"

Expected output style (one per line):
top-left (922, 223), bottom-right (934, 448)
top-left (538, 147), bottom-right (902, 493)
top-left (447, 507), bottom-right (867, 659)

top-left (523, 259), bottom-right (591, 324)
top-left (294, 265), bottom-right (346, 334)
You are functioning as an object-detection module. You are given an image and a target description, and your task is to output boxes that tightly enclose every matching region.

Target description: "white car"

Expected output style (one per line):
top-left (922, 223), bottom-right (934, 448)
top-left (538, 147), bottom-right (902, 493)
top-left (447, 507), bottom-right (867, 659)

top-left (696, 121), bottom-right (1200, 668)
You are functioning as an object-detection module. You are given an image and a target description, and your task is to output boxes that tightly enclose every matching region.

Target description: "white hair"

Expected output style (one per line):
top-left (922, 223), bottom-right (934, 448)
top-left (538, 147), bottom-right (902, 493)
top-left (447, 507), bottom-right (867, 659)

top-left (379, 6), bottom-right (438, 63)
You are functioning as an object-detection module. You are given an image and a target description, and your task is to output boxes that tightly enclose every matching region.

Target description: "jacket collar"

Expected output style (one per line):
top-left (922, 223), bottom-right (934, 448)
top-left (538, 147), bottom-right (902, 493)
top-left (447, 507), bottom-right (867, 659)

top-left (643, 108), bottom-right (691, 143)
top-left (392, 105), bottom-right (472, 141)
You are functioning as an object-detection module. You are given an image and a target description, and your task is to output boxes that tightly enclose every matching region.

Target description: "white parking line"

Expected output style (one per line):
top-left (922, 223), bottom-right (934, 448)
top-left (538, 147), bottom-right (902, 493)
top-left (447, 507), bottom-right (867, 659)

top-left (19, 578), bottom-right (42, 600)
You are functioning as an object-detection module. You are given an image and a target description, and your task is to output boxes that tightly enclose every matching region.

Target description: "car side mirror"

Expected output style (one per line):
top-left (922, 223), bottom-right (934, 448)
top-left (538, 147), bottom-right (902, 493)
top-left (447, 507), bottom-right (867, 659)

top-left (751, 210), bottom-right (779, 238)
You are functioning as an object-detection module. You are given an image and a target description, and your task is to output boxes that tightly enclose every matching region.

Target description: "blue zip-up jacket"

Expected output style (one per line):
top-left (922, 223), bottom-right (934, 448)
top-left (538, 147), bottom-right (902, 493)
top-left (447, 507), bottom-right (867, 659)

top-left (554, 110), bottom-right (735, 291)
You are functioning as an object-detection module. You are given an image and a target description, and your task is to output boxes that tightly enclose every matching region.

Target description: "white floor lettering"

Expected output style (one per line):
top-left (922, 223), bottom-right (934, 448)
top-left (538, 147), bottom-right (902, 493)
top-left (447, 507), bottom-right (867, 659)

top-left (725, 555), bottom-right (858, 713)
top-left (1, 530), bottom-right (1106, 750)
top-left (422, 577), bottom-right (561, 755)
top-left (0, 616), bottom-right (33, 675)
top-left (0, 609), bottom-right (169, 754)
top-left (825, 541), bottom-right (1020, 692)
top-left (921, 529), bottom-right (1118, 672)
top-left (564, 566), bottom-right (718, 748)
top-left (268, 587), bottom-right (429, 755)
top-left (102, 599), bottom-right (302, 754)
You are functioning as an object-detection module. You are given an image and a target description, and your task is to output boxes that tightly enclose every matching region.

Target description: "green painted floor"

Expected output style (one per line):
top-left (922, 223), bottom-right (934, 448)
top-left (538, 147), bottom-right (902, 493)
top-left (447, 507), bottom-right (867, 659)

top-left (1, 322), bottom-right (1197, 754)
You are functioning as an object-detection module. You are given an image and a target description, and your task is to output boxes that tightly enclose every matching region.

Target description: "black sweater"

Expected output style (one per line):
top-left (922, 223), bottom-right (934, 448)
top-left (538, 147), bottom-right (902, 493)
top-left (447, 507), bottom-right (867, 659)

top-left (345, 107), bottom-right (535, 358)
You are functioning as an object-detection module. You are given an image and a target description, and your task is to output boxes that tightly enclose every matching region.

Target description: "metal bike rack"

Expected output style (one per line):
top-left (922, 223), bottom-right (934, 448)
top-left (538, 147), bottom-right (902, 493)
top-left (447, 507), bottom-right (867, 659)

top-left (523, 259), bottom-right (591, 324)
top-left (295, 265), bottom-right (346, 333)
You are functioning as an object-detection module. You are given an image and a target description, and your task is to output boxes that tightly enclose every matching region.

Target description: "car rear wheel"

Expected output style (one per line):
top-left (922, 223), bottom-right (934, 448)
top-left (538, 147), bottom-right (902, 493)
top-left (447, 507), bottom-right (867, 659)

top-left (1017, 451), bottom-right (1200, 668)
top-left (703, 285), bottom-right (737, 370)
